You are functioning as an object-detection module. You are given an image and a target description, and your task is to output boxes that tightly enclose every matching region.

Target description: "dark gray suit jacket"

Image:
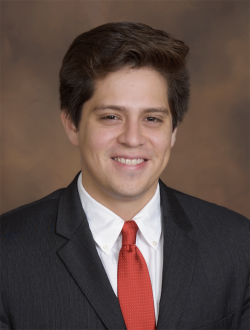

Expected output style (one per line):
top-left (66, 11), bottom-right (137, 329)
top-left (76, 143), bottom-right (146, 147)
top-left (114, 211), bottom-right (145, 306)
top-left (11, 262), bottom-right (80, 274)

top-left (1, 173), bottom-right (249, 329)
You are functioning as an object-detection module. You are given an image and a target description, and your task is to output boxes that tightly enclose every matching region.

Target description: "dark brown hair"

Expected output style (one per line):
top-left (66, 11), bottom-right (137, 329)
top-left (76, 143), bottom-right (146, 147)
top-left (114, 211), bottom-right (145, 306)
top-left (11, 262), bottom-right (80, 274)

top-left (59, 22), bottom-right (190, 130)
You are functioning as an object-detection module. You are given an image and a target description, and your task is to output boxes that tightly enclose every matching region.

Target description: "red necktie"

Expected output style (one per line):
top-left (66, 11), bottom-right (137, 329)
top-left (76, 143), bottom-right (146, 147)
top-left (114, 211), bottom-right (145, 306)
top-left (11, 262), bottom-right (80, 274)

top-left (118, 220), bottom-right (156, 330)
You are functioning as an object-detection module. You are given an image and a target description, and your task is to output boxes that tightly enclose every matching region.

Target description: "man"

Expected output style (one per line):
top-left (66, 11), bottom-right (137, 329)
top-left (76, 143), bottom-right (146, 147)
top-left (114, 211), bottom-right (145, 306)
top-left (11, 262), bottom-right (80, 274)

top-left (0, 22), bottom-right (249, 330)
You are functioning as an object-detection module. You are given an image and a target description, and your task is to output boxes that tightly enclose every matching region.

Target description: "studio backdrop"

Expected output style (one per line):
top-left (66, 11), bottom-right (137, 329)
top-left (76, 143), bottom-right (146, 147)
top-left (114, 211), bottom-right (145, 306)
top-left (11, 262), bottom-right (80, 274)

top-left (1, 1), bottom-right (249, 218)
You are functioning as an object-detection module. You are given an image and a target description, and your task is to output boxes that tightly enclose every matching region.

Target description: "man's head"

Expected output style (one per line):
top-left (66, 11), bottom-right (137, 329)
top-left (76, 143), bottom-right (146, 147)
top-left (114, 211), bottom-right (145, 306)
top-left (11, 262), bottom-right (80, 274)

top-left (60, 22), bottom-right (190, 215)
top-left (59, 22), bottom-right (190, 131)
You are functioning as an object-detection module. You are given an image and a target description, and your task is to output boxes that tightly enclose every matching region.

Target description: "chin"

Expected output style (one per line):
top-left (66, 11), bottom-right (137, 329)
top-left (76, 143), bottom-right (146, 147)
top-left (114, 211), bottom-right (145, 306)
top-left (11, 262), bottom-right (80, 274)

top-left (109, 181), bottom-right (150, 199)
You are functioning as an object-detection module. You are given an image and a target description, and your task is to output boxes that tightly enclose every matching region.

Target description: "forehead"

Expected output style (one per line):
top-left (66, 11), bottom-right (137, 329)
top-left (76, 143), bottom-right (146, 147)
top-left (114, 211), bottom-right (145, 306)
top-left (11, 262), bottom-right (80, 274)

top-left (90, 67), bottom-right (169, 109)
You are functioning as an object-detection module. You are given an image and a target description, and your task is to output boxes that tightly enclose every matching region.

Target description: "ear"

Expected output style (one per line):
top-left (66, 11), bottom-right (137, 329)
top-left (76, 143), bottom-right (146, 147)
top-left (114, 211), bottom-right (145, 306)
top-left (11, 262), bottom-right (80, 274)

top-left (61, 111), bottom-right (79, 146)
top-left (171, 127), bottom-right (178, 147)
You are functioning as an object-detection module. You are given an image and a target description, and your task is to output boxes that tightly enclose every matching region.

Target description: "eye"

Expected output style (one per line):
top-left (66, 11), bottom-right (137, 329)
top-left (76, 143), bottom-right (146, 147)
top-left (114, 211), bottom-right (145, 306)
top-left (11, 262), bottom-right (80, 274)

top-left (145, 117), bottom-right (162, 122)
top-left (101, 115), bottom-right (119, 120)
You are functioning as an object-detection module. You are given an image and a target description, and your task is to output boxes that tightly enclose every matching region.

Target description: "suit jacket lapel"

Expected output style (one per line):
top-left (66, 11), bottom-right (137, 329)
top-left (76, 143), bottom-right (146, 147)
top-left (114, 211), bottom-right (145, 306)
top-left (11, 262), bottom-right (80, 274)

top-left (56, 174), bottom-right (126, 330)
top-left (157, 181), bottom-right (198, 329)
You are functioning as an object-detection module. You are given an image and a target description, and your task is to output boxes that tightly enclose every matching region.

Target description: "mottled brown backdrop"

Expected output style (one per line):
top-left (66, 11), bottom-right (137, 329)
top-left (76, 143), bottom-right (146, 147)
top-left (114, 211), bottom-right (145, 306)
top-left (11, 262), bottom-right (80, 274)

top-left (1, 1), bottom-right (249, 218)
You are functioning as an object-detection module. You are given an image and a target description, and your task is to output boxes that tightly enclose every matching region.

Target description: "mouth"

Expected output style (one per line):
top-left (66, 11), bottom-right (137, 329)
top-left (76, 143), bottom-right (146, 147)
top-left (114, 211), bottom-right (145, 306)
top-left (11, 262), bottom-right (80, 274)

top-left (112, 157), bottom-right (148, 165)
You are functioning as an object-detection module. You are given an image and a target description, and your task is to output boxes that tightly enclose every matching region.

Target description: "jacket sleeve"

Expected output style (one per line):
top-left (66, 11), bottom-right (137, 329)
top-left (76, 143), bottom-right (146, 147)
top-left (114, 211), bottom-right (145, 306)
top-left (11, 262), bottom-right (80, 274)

top-left (0, 294), bottom-right (11, 330)
top-left (238, 219), bottom-right (250, 330)
top-left (239, 276), bottom-right (250, 330)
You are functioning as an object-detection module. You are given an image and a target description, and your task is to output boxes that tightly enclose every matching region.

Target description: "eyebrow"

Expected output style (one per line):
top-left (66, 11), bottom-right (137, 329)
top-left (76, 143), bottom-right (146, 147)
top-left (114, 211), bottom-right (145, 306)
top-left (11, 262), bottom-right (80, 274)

top-left (92, 104), bottom-right (170, 115)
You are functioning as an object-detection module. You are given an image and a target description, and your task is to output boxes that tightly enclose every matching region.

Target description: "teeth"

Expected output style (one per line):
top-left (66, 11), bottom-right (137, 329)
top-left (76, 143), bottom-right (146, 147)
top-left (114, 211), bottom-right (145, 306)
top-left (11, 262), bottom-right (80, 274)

top-left (114, 158), bottom-right (145, 165)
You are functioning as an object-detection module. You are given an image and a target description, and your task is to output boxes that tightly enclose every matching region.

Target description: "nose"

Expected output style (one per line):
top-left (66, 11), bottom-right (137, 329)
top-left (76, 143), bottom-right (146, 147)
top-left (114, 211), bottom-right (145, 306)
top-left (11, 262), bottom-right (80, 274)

top-left (117, 119), bottom-right (146, 147)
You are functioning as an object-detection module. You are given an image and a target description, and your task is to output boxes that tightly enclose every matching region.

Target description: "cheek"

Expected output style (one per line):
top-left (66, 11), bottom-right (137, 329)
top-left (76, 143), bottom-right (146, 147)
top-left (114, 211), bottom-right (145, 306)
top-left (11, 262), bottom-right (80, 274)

top-left (150, 131), bottom-right (172, 155)
top-left (81, 124), bottom-right (117, 157)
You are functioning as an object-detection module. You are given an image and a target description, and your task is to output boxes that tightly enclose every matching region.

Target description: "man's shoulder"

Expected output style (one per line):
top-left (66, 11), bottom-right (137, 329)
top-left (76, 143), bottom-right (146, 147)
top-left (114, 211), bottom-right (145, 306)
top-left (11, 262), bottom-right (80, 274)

top-left (176, 186), bottom-right (246, 213)
top-left (161, 183), bottom-right (249, 260)
top-left (177, 188), bottom-right (248, 223)
top-left (160, 181), bottom-right (249, 232)
top-left (0, 188), bottom-right (64, 230)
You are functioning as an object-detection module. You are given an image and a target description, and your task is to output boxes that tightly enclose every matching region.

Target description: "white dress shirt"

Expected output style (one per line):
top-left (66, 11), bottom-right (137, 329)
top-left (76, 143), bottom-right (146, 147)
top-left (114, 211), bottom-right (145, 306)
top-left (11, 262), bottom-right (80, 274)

top-left (77, 173), bottom-right (163, 321)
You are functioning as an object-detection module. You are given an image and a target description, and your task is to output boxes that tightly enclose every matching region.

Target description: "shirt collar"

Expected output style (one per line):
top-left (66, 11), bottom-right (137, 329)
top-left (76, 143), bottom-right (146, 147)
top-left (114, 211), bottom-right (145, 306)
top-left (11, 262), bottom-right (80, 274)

top-left (77, 172), bottom-right (162, 255)
top-left (131, 184), bottom-right (161, 250)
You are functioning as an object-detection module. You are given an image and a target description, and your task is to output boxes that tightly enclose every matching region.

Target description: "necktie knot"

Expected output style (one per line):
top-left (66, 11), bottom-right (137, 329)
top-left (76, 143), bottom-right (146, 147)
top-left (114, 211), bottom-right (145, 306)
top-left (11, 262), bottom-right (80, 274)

top-left (121, 220), bottom-right (138, 245)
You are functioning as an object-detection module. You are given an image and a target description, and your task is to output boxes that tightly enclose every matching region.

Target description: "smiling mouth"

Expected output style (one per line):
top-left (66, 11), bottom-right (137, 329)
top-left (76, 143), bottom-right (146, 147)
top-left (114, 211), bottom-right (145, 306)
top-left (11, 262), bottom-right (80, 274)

top-left (112, 157), bottom-right (147, 165)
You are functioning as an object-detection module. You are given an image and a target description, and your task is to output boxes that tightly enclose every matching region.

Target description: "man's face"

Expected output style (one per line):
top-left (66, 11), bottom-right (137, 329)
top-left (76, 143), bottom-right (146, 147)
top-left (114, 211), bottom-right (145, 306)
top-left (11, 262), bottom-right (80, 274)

top-left (64, 67), bottom-right (177, 203)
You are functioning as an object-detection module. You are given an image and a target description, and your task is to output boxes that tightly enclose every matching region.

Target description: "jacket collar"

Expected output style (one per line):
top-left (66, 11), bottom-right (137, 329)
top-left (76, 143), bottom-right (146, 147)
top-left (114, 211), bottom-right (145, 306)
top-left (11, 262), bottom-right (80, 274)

top-left (157, 180), bottom-right (198, 329)
top-left (56, 172), bottom-right (84, 239)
